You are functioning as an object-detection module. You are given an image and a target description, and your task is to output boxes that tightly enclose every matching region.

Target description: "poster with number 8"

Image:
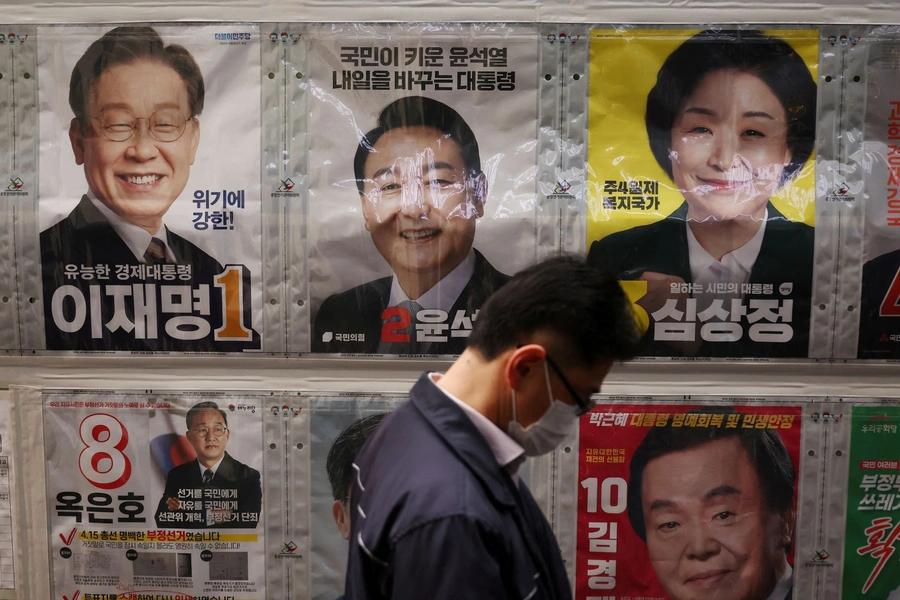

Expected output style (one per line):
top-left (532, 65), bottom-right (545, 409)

top-left (576, 402), bottom-right (802, 600)
top-left (43, 392), bottom-right (265, 600)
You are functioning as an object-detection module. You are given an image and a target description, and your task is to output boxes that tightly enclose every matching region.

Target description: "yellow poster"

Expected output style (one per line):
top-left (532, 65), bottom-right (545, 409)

top-left (586, 29), bottom-right (818, 359)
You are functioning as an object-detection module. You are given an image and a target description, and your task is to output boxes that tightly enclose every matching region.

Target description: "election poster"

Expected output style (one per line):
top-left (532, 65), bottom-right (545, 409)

top-left (37, 24), bottom-right (262, 353)
top-left (576, 402), bottom-right (803, 600)
top-left (43, 393), bottom-right (266, 600)
top-left (308, 397), bottom-right (399, 600)
top-left (855, 32), bottom-right (900, 359)
top-left (0, 397), bottom-right (15, 592)
top-left (305, 23), bottom-right (540, 355)
top-left (586, 29), bottom-right (818, 359)
top-left (841, 404), bottom-right (900, 599)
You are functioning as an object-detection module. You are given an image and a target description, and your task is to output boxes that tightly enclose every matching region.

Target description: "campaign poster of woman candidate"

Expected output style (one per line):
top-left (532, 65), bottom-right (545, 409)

top-left (586, 29), bottom-right (818, 359)
top-left (37, 25), bottom-right (262, 353)
top-left (43, 392), bottom-right (265, 599)
top-left (856, 33), bottom-right (900, 359)
top-left (306, 24), bottom-right (540, 355)
top-left (576, 402), bottom-right (803, 600)
top-left (841, 405), bottom-right (900, 599)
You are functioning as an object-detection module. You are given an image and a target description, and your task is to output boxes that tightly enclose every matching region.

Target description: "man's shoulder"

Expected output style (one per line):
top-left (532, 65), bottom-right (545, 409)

top-left (221, 453), bottom-right (261, 481)
top-left (864, 247), bottom-right (900, 275)
top-left (320, 277), bottom-right (392, 309)
top-left (315, 276), bottom-right (392, 324)
top-left (167, 230), bottom-right (224, 274)
top-left (356, 400), bottom-right (500, 526)
top-left (165, 460), bottom-right (195, 480)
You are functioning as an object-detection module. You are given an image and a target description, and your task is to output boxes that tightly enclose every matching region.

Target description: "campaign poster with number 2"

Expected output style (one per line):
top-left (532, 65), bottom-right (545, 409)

top-left (43, 393), bottom-right (265, 600)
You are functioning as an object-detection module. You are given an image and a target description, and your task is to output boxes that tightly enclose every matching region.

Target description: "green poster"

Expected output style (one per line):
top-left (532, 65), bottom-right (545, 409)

top-left (843, 405), bottom-right (900, 599)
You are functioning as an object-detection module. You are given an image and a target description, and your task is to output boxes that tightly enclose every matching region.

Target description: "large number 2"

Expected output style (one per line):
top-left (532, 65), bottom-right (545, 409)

top-left (381, 306), bottom-right (411, 342)
top-left (215, 265), bottom-right (253, 341)
top-left (78, 413), bottom-right (132, 490)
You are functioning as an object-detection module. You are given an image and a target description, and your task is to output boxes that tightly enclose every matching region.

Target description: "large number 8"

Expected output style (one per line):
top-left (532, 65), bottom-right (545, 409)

top-left (78, 413), bottom-right (132, 489)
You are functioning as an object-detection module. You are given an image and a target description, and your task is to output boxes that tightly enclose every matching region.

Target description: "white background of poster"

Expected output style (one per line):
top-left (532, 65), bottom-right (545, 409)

top-left (42, 393), bottom-right (265, 599)
top-left (37, 24), bottom-right (264, 334)
top-left (306, 24), bottom-right (540, 310)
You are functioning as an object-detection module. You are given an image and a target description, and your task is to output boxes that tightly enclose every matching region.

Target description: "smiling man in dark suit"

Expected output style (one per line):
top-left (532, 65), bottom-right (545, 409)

top-left (154, 401), bottom-right (261, 529)
top-left (41, 26), bottom-right (255, 351)
top-left (313, 96), bottom-right (509, 355)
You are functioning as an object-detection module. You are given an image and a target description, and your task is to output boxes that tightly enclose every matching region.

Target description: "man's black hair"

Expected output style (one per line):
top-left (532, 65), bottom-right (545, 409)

top-left (70, 25), bottom-right (205, 125)
top-left (326, 413), bottom-right (388, 501)
top-left (465, 255), bottom-right (641, 366)
top-left (646, 29), bottom-right (817, 186)
top-left (185, 401), bottom-right (228, 430)
top-left (353, 96), bottom-right (482, 195)
top-left (627, 406), bottom-right (796, 545)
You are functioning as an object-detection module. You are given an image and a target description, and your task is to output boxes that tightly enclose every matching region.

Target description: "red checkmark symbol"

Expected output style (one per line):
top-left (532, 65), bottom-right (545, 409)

top-left (62, 591), bottom-right (80, 600)
top-left (59, 528), bottom-right (76, 546)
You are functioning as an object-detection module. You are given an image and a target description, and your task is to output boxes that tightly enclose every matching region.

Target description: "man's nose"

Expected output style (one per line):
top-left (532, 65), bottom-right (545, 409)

top-left (398, 178), bottom-right (431, 218)
top-left (125, 121), bottom-right (160, 160)
top-left (684, 523), bottom-right (722, 560)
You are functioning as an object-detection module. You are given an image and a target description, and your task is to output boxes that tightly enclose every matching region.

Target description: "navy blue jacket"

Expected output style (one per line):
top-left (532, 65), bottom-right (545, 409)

top-left (345, 374), bottom-right (571, 600)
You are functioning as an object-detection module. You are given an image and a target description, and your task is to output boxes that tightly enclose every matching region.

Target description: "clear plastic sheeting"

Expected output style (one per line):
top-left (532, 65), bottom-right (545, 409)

top-left (0, 22), bottom-right (889, 360)
top-left (304, 23), bottom-right (543, 356)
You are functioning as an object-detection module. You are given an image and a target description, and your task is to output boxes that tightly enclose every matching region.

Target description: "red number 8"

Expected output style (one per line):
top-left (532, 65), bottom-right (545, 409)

top-left (78, 413), bottom-right (132, 489)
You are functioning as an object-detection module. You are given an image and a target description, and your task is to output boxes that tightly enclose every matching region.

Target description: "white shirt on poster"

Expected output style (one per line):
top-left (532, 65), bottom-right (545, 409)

top-left (87, 191), bottom-right (177, 263)
top-left (388, 249), bottom-right (476, 312)
top-left (686, 208), bottom-right (768, 290)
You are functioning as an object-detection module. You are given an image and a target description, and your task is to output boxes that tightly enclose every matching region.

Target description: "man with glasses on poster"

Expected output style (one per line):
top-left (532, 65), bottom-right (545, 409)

top-left (40, 26), bottom-right (254, 351)
top-left (154, 401), bottom-right (261, 529)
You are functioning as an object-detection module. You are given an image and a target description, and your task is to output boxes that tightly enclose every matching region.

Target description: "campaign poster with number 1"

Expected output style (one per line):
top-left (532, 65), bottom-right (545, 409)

top-left (38, 24), bottom-right (262, 353)
top-left (43, 393), bottom-right (265, 600)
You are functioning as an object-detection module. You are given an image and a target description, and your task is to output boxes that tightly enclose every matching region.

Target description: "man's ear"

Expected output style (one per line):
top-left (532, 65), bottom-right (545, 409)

top-left (505, 344), bottom-right (547, 393)
top-left (470, 172), bottom-right (487, 219)
top-left (69, 118), bottom-right (85, 166)
top-left (332, 499), bottom-right (351, 540)
top-left (780, 507), bottom-right (796, 550)
top-left (359, 191), bottom-right (372, 231)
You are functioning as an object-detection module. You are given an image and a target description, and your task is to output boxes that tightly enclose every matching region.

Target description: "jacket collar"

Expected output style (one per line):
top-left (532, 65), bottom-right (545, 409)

top-left (409, 372), bottom-right (518, 508)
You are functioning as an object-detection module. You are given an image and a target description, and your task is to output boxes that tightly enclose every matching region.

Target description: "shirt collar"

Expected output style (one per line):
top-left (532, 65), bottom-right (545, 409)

top-left (686, 208), bottom-right (767, 285)
top-left (764, 561), bottom-right (792, 600)
top-left (197, 456), bottom-right (225, 478)
top-left (427, 372), bottom-right (525, 480)
top-left (86, 191), bottom-right (176, 263)
top-left (389, 249), bottom-right (476, 312)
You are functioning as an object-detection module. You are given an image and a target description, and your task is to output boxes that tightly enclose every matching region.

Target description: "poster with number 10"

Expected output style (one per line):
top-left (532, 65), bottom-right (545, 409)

top-left (577, 403), bottom-right (802, 600)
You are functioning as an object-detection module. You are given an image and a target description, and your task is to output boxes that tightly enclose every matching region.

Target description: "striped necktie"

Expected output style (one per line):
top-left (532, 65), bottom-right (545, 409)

top-left (144, 237), bottom-right (169, 264)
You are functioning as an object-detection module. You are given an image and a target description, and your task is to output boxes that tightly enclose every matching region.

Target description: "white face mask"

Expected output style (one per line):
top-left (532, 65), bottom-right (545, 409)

top-left (507, 362), bottom-right (578, 456)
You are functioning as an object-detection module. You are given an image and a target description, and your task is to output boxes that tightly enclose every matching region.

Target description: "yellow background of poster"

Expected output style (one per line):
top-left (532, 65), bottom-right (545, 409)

top-left (586, 29), bottom-right (819, 244)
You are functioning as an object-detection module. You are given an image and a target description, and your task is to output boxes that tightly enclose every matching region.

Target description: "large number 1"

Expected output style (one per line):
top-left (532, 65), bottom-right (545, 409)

top-left (78, 413), bottom-right (132, 490)
top-left (215, 265), bottom-right (253, 341)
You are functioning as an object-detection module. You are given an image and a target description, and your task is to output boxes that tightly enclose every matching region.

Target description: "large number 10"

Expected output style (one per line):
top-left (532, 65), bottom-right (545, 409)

top-left (78, 413), bottom-right (132, 489)
top-left (581, 477), bottom-right (627, 514)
